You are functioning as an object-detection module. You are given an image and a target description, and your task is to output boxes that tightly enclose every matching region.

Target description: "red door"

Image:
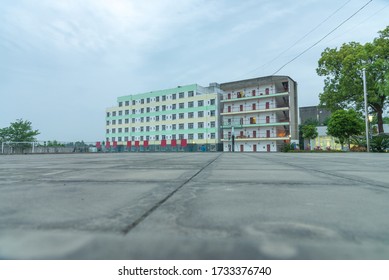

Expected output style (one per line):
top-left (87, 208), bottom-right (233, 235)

top-left (266, 116), bottom-right (270, 123)
top-left (240, 145), bottom-right (244, 152)
top-left (267, 144), bottom-right (271, 152)
top-left (252, 130), bottom-right (256, 138)
top-left (266, 102), bottom-right (270, 109)
top-left (266, 130), bottom-right (270, 138)
top-left (252, 103), bottom-right (256, 110)
top-left (252, 90), bottom-right (256, 96)
top-left (228, 106), bottom-right (231, 112)
top-left (240, 105), bottom-right (243, 111)
top-left (228, 93), bottom-right (231, 99)
top-left (253, 144), bottom-right (257, 152)
top-left (265, 88), bottom-right (270, 95)
top-left (240, 131), bottom-right (244, 138)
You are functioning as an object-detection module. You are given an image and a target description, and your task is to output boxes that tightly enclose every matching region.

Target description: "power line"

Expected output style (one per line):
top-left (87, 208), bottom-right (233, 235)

top-left (272, 0), bottom-right (373, 75)
top-left (237, 0), bottom-right (352, 79)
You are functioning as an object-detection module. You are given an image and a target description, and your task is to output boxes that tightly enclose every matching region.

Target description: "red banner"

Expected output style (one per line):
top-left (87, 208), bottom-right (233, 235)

top-left (105, 141), bottom-right (110, 148)
top-left (113, 141), bottom-right (117, 148)
top-left (181, 139), bottom-right (187, 147)
top-left (161, 139), bottom-right (167, 147)
top-left (96, 142), bottom-right (101, 148)
top-left (126, 141), bottom-right (131, 148)
top-left (143, 140), bottom-right (149, 147)
top-left (135, 141), bottom-right (140, 147)
top-left (171, 139), bottom-right (177, 147)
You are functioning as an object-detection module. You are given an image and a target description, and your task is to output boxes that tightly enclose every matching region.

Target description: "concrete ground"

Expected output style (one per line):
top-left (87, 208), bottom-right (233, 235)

top-left (0, 152), bottom-right (388, 259)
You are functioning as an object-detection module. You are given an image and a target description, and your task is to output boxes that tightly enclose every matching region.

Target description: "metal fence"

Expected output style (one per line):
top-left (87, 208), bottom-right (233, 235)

top-left (1, 141), bottom-right (223, 154)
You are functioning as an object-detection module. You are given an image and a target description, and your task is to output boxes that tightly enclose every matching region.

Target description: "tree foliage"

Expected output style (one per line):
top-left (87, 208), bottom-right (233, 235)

top-left (317, 26), bottom-right (389, 133)
top-left (0, 119), bottom-right (40, 142)
top-left (301, 124), bottom-right (318, 140)
top-left (327, 109), bottom-right (364, 149)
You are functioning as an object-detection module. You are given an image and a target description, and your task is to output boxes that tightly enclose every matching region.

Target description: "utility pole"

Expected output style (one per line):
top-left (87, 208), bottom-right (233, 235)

top-left (363, 68), bottom-right (370, 152)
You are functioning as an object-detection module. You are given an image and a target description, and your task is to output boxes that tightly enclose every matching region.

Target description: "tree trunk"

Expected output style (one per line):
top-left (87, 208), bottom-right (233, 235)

top-left (377, 108), bottom-right (384, 134)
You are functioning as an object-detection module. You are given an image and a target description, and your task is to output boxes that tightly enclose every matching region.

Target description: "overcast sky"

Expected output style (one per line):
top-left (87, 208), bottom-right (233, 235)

top-left (1, 0), bottom-right (388, 142)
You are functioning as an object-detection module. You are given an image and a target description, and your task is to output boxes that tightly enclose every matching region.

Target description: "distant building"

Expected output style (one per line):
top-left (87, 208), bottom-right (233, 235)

top-left (299, 106), bottom-right (331, 125)
top-left (105, 75), bottom-right (298, 152)
top-left (220, 76), bottom-right (298, 152)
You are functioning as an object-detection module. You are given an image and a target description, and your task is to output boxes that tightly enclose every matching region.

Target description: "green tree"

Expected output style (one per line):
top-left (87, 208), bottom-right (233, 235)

top-left (301, 124), bottom-right (318, 149)
top-left (1, 119), bottom-right (40, 142)
top-left (317, 26), bottom-right (389, 133)
top-left (327, 110), bottom-right (364, 150)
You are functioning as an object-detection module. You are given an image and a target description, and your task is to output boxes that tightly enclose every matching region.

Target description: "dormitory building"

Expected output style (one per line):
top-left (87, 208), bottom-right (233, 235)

top-left (105, 76), bottom-right (298, 152)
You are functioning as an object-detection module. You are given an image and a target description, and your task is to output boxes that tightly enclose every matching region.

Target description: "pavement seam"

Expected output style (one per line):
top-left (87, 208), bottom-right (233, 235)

top-left (120, 153), bottom-right (223, 235)
top-left (243, 153), bottom-right (389, 190)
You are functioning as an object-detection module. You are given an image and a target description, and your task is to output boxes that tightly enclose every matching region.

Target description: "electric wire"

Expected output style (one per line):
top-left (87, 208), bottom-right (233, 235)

top-left (236, 0), bottom-right (352, 79)
top-left (272, 0), bottom-right (373, 75)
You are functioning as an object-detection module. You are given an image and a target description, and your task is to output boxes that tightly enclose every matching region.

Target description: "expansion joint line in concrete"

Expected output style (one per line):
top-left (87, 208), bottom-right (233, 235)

top-left (121, 153), bottom-right (223, 235)
top-left (244, 153), bottom-right (389, 190)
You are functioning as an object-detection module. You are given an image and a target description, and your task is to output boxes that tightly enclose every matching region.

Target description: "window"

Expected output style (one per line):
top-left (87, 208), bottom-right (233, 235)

top-left (106, 120), bottom-right (110, 125)
top-left (211, 133), bottom-right (215, 139)
top-left (132, 127), bottom-right (135, 132)
top-left (172, 104), bottom-right (176, 109)
top-left (162, 125), bottom-right (166, 131)
top-left (198, 122), bottom-right (204, 128)
top-left (172, 134), bottom-right (176, 140)
top-left (140, 117), bottom-right (144, 122)
top-left (125, 109), bottom-right (129, 115)
top-left (198, 111), bottom-right (204, 117)
top-left (112, 111), bottom-right (116, 116)
top-left (132, 109), bottom-right (136, 114)
top-left (198, 100), bottom-right (204, 107)
top-left (156, 96), bottom-right (160, 102)
top-left (141, 108), bottom-right (144, 113)
top-left (179, 92), bottom-right (184, 98)
top-left (147, 98), bottom-right (150, 103)
top-left (118, 136), bottom-right (122, 141)
top-left (106, 129), bottom-right (109, 133)
top-left (198, 133), bottom-right (204, 139)
top-left (118, 119), bottom-right (122, 124)
top-left (155, 116), bottom-right (160, 121)
top-left (146, 116), bottom-right (150, 122)
top-left (125, 101), bottom-right (129, 106)
top-left (112, 120), bottom-right (116, 125)
top-left (179, 123), bottom-right (184, 129)
top-left (179, 103), bottom-right (184, 109)
top-left (210, 99), bottom-right (215, 105)
top-left (172, 114), bottom-right (176, 120)
top-left (210, 110), bottom-right (215, 117)
top-left (106, 112), bottom-right (110, 117)
top-left (162, 105), bottom-right (166, 111)
top-left (112, 137), bottom-right (115, 141)
top-left (172, 124), bottom-right (176, 130)
top-left (118, 128), bottom-right (122, 133)
top-left (140, 127), bottom-right (144, 132)
top-left (155, 106), bottom-right (159, 112)
top-left (124, 136), bottom-right (128, 141)
top-left (141, 99), bottom-right (144, 104)
top-left (188, 101), bottom-right (194, 108)
top-left (162, 95), bottom-right (166, 101)
top-left (125, 128), bottom-right (129, 132)
top-left (188, 123), bottom-right (194, 129)
top-left (155, 125), bottom-right (159, 131)
top-left (132, 118), bottom-right (135, 123)
top-left (131, 136), bottom-right (135, 141)
top-left (162, 115), bottom-right (166, 121)
top-left (155, 135), bottom-right (159, 140)
top-left (172, 93), bottom-right (176, 100)
top-left (118, 111), bottom-right (123, 116)
top-left (146, 107), bottom-right (150, 113)
top-left (119, 102), bottom-right (123, 107)
top-left (146, 126), bottom-right (150, 132)
top-left (140, 136), bottom-right (144, 141)
top-left (188, 91), bottom-right (194, 97)
top-left (132, 100), bottom-right (135, 105)
top-left (188, 133), bottom-right (194, 140)
top-left (188, 112), bottom-right (194, 118)
top-left (125, 118), bottom-right (129, 124)
top-left (179, 113), bottom-right (184, 119)
top-left (179, 134), bottom-right (184, 139)
top-left (112, 128), bottom-right (116, 133)
top-left (210, 121), bottom-right (215, 128)
top-left (146, 135), bottom-right (150, 141)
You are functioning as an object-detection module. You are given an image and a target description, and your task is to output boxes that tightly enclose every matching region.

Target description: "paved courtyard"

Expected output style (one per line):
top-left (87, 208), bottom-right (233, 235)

top-left (0, 152), bottom-right (388, 259)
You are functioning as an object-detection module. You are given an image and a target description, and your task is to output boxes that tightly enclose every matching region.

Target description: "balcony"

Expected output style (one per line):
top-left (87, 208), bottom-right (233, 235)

top-left (221, 106), bottom-right (289, 116)
top-left (221, 91), bottom-right (288, 103)
top-left (221, 119), bottom-right (289, 129)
